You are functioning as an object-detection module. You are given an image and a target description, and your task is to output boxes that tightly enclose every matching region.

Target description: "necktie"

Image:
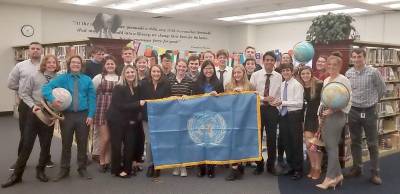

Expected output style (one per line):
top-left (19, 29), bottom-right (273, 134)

top-left (264, 74), bottom-right (272, 97)
top-left (280, 81), bottom-right (288, 116)
top-left (219, 70), bottom-right (225, 85)
top-left (73, 75), bottom-right (79, 112)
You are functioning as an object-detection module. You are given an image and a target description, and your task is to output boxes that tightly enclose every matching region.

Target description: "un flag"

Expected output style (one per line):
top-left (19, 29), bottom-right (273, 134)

top-left (147, 92), bottom-right (262, 169)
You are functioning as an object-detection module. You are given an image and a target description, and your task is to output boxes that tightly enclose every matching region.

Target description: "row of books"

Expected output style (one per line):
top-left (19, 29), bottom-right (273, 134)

top-left (15, 45), bottom-right (89, 62)
top-left (365, 47), bottom-right (400, 65)
top-left (376, 66), bottom-right (399, 81)
top-left (378, 101), bottom-right (400, 116)
top-left (44, 45), bottom-right (88, 61)
top-left (384, 83), bottom-right (400, 98)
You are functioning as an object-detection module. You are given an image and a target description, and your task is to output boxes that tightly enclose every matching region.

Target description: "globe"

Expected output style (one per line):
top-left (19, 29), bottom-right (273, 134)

top-left (321, 82), bottom-right (350, 109)
top-left (50, 88), bottom-right (72, 111)
top-left (293, 41), bottom-right (315, 63)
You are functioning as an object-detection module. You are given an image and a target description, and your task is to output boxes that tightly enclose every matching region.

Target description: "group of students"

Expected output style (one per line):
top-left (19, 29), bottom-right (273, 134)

top-left (3, 42), bottom-right (386, 191)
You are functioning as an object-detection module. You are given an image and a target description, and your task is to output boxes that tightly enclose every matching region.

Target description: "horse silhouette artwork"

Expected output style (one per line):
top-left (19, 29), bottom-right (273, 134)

top-left (93, 13), bottom-right (122, 38)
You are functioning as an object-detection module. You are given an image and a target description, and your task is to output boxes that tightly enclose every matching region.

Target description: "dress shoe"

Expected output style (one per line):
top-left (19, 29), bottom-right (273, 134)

top-left (207, 166), bottom-right (215, 178)
top-left (172, 168), bottom-right (180, 176)
top-left (46, 160), bottom-right (56, 168)
top-left (53, 169), bottom-right (69, 182)
top-left (197, 166), bottom-right (206, 177)
top-left (36, 170), bottom-right (49, 182)
top-left (267, 166), bottom-right (278, 176)
top-left (1, 174), bottom-right (22, 188)
top-left (370, 175), bottom-right (383, 185)
top-left (284, 169), bottom-right (295, 176)
top-left (153, 170), bottom-right (160, 178)
top-left (253, 166), bottom-right (264, 175)
top-left (78, 169), bottom-right (92, 180)
top-left (291, 171), bottom-right (303, 180)
top-left (146, 165), bottom-right (154, 177)
top-left (225, 168), bottom-right (242, 181)
top-left (238, 165), bottom-right (245, 175)
top-left (91, 155), bottom-right (100, 163)
top-left (344, 167), bottom-right (361, 178)
top-left (316, 177), bottom-right (341, 190)
top-left (98, 164), bottom-right (109, 173)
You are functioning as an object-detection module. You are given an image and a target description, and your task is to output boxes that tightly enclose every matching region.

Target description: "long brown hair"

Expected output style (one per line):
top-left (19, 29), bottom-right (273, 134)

top-left (298, 66), bottom-right (321, 99)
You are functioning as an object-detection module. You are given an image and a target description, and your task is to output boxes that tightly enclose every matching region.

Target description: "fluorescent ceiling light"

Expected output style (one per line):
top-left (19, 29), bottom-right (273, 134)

top-left (145, 0), bottom-right (231, 14)
top-left (217, 3), bottom-right (345, 21)
top-left (385, 3), bottom-right (400, 8)
top-left (242, 8), bottom-right (368, 24)
top-left (69, 0), bottom-right (98, 5)
top-left (363, 0), bottom-right (400, 4)
top-left (106, 0), bottom-right (162, 10)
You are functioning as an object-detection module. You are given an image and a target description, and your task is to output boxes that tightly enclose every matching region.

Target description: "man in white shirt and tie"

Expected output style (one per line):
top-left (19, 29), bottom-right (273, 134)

top-left (250, 51), bottom-right (282, 175)
top-left (276, 63), bottom-right (304, 180)
top-left (215, 49), bottom-right (232, 88)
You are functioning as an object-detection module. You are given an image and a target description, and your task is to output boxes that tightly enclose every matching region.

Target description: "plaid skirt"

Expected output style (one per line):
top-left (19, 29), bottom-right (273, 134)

top-left (94, 79), bottom-right (117, 126)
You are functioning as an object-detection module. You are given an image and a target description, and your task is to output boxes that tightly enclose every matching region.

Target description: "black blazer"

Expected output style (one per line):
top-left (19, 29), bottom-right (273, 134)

top-left (192, 79), bottom-right (224, 95)
top-left (106, 85), bottom-right (141, 125)
top-left (139, 79), bottom-right (171, 121)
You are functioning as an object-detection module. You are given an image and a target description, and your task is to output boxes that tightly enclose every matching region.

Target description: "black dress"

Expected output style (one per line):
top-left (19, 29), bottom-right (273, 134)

top-left (303, 82), bottom-right (323, 133)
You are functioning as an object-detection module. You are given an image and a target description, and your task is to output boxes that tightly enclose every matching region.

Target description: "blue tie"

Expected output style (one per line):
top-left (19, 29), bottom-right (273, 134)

top-left (280, 81), bottom-right (288, 116)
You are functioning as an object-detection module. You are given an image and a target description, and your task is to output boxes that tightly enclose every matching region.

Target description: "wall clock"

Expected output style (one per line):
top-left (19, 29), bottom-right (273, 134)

top-left (21, 25), bottom-right (34, 37)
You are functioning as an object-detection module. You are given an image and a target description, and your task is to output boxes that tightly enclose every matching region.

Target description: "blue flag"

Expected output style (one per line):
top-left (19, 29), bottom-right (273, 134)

top-left (147, 92), bottom-right (262, 169)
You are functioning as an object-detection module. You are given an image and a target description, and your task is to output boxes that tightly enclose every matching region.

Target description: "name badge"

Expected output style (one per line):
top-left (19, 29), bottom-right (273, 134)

top-left (360, 112), bottom-right (366, 119)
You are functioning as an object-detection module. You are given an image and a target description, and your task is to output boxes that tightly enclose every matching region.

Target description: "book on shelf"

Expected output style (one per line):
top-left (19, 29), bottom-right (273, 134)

top-left (378, 101), bottom-right (400, 115)
top-left (366, 47), bottom-right (400, 65)
top-left (14, 49), bottom-right (29, 61)
top-left (376, 66), bottom-right (399, 81)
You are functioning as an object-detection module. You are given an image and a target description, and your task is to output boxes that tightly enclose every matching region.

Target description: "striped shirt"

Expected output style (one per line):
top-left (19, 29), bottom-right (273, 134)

top-left (345, 66), bottom-right (386, 108)
top-left (170, 76), bottom-right (193, 96)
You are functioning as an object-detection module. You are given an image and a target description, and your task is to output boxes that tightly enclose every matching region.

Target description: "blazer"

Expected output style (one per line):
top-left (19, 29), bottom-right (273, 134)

top-left (139, 79), bottom-right (171, 121)
top-left (106, 84), bottom-right (141, 125)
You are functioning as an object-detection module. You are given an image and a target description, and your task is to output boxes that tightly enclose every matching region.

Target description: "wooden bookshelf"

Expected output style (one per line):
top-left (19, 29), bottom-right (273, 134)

top-left (13, 37), bottom-right (133, 71)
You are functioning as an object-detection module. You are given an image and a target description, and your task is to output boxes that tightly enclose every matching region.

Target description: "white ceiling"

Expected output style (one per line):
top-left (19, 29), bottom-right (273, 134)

top-left (0, 0), bottom-right (399, 25)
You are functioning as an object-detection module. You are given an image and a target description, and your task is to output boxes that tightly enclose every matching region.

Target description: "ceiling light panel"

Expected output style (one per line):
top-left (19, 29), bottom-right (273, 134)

top-left (145, 0), bottom-right (232, 14)
top-left (217, 3), bottom-right (345, 22)
top-left (106, 0), bottom-right (163, 10)
top-left (385, 3), bottom-right (400, 8)
top-left (242, 8), bottom-right (368, 24)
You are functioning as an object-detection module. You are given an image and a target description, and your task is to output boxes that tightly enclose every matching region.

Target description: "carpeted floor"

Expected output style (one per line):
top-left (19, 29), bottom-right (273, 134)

top-left (0, 116), bottom-right (398, 194)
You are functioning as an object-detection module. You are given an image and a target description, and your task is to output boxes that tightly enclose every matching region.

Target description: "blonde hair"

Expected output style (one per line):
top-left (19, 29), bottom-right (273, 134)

top-left (118, 65), bottom-right (138, 87)
top-left (225, 64), bottom-right (254, 92)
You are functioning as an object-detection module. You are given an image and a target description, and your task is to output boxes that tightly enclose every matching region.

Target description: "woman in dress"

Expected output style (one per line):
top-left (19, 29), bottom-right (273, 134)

top-left (92, 56), bottom-right (119, 172)
top-left (298, 66), bottom-right (323, 180)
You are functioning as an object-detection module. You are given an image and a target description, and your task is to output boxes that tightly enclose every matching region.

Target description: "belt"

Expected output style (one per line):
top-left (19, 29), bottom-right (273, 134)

top-left (351, 105), bottom-right (375, 112)
top-left (288, 110), bottom-right (302, 114)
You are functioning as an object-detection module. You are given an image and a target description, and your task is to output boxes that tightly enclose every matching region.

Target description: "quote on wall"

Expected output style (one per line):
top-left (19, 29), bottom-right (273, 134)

top-left (73, 20), bottom-right (212, 50)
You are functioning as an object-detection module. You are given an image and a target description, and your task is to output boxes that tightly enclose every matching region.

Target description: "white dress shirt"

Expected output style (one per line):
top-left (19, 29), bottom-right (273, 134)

top-left (216, 66), bottom-right (232, 88)
top-left (250, 69), bottom-right (282, 104)
top-left (280, 77), bottom-right (304, 112)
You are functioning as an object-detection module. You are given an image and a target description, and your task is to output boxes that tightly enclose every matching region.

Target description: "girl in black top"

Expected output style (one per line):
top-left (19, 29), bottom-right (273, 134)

top-left (298, 66), bottom-right (323, 180)
top-left (139, 64), bottom-right (171, 178)
top-left (192, 60), bottom-right (224, 178)
top-left (106, 65), bottom-right (142, 178)
top-left (243, 58), bottom-right (257, 80)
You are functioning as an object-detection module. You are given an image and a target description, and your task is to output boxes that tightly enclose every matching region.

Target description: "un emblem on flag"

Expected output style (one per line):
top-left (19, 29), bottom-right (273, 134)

top-left (187, 111), bottom-right (227, 146)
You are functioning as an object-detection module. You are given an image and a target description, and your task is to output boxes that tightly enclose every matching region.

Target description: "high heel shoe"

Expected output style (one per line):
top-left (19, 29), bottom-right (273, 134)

top-left (315, 178), bottom-right (339, 190)
top-left (335, 175), bottom-right (344, 187)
